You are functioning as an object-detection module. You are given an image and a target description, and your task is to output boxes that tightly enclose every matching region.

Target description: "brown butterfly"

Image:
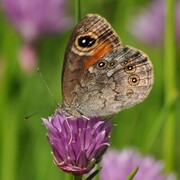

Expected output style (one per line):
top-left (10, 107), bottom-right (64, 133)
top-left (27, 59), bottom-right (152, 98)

top-left (59, 14), bottom-right (154, 117)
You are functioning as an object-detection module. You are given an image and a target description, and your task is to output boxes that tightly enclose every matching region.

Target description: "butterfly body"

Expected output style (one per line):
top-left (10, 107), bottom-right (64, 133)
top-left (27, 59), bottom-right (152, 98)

top-left (60, 14), bottom-right (154, 117)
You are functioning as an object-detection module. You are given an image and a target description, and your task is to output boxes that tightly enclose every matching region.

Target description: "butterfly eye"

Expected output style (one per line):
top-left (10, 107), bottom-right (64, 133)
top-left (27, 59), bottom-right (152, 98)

top-left (78, 36), bottom-right (96, 48)
top-left (128, 74), bottom-right (140, 86)
top-left (121, 60), bottom-right (129, 66)
top-left (107, 60), bottom-right (117, 68)
top-left (84, 28), bottom-right (89, 32)
top-left (97, 60), bottom-right (107, 69)
top-left (126, 88), bottom-right (134, 98)
top-left (124, 65), bottom-right (136, 74)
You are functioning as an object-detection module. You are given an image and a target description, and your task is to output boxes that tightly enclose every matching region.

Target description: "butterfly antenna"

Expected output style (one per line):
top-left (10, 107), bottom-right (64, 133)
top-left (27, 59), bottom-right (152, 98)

top-left (37, 68), bottom-right (59, 107)
top-left (24, 112), bottom-right (39, 120)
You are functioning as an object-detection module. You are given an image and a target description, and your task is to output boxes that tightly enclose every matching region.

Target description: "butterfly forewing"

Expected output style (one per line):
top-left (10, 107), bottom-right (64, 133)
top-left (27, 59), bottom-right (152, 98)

top-left (62, 14), bottom-right (122, 105)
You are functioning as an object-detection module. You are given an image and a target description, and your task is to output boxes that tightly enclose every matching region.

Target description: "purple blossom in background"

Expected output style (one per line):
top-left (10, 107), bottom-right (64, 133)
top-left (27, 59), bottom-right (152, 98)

top-left (18, 44), bottom-right (37, 73)
top-left (129, 0), bottom-right (180, 45)
top-left (2, 0), bottom-right (72, 73)
top-left (43, 112), bottom-right (113, 176)
top-left (2, 0), bottom-right (72, 42)
top-left (100, 148), bottom-right (176, 180)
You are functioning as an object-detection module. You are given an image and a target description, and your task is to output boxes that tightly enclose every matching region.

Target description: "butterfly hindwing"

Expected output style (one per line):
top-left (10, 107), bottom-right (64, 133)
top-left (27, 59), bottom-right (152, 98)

top-left (69, 46), bottom-right (153, 117)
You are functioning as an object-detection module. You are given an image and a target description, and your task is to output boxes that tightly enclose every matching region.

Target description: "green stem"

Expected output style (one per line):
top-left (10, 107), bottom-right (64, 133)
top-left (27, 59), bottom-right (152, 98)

top-left (74, 175), bottom-right (83, 180)
top-left (113, 0), bottom-right (135, 38)
top-left (95, 163), bottom-right (100, 180)
top-left (143, 94), bottom-right (176, 152)
top-left (163, 0), bottom-right (176, 172)
top-left (0, 20), bottom-right (20, 180)
top-left (126, 167), bottom-right (139, 180)
top-left (75, 0), bottom-right (81, 24)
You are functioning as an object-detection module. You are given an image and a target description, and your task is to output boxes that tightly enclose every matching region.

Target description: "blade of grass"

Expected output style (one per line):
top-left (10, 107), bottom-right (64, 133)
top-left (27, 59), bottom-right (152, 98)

top-left (75, 0), bottom-right (81, 24)
top-left (0, 24), bottom-right (19, 180)
top-left (143, 93), bottom-right (177, 152)
top-left (126, 167), bottom-right (139, 180)
top-left (163, 0), bottom-right (176, 172)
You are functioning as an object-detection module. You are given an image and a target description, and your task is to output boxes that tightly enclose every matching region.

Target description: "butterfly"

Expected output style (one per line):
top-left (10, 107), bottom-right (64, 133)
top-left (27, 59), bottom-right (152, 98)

top-left (59, 14), bottom-right (154, 117)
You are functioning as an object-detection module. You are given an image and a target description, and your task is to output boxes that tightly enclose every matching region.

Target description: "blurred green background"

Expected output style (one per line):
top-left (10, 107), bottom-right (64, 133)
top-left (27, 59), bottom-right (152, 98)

top-left (0, 0), bottom-right (179, 179)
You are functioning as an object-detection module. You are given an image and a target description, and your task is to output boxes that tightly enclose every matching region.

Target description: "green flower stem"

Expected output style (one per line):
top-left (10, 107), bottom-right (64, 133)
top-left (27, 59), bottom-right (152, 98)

top-left (95, 163), bottom-right (100, 180)
top-left (126, 167), bottom-right (139, 180)
top-left (163, 0), bottom-right (176, 171)
top-left (75, 0), bottom-right (81, 24)
top-left (74, 175), bottom-right (83, 180)
top-left (113, 0), bottom-right (135, 38)
top-left (0, 27), bottom-right (19, 180)
top-left (143, 94), bottom-right (177, 152)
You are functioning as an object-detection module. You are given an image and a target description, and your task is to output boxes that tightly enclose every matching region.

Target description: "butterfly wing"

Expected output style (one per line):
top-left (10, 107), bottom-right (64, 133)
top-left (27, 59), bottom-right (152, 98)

top-left (62, 14), bottom-right (121, 105)
top-left (70, 46), bottom-right (154, 117)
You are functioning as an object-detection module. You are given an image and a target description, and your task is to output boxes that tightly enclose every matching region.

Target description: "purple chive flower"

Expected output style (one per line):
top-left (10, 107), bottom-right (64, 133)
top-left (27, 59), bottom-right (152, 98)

top-left (43, 112), bottom-right (113, 175)
top-left (2, 0), bottom-right (72, 42)
top-left (129, 0), bottom-right (180, 45)
top-left (100, 148), bottom-right (176, 180)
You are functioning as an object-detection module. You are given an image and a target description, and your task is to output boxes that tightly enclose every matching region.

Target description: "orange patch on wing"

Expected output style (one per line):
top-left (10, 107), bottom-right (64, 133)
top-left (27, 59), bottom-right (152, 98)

top-left (84, 43), bottom-right (112, 70)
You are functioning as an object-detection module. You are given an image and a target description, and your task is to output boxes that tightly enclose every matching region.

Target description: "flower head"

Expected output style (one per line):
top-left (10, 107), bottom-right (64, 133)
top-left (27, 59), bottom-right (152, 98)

top-left (100, 148), bottom-right (176, 180)
top-left (2, 0), bottom-right (72, 42)
top-left (129, 0), bottom-right (180, 45)
top-left (43, 112), bottom-right (113, 175)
